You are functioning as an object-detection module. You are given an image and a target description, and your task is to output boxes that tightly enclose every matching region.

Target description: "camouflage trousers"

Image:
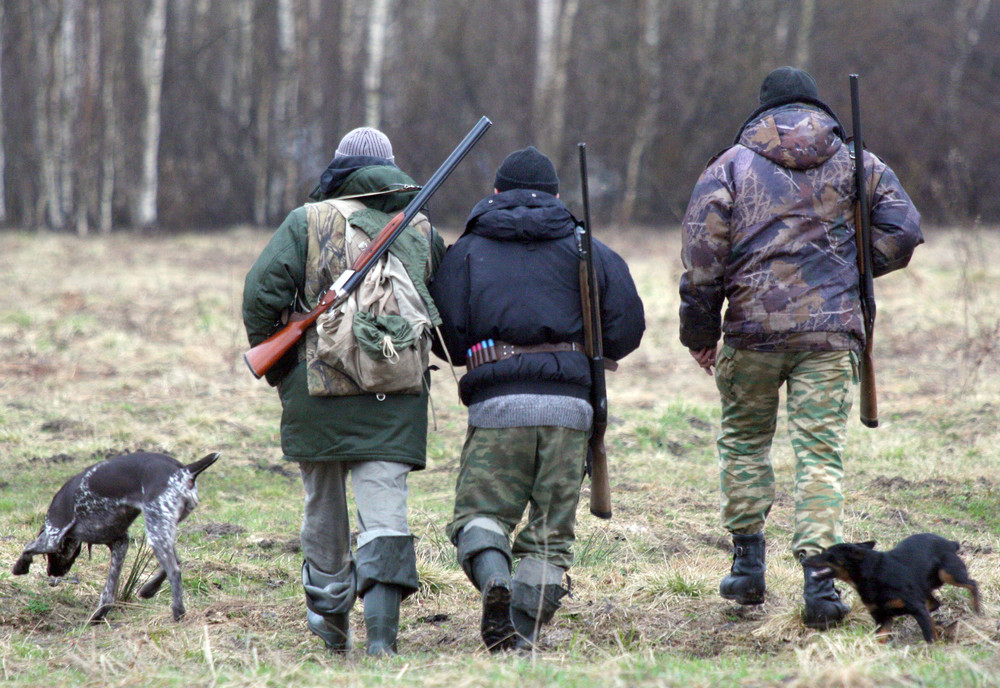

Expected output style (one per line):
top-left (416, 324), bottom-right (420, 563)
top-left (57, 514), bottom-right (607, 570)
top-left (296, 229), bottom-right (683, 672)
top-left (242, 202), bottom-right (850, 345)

top-left (714, 345), bottom-right (858, 559)
top-left (446, 425), bottom-right (588, 570)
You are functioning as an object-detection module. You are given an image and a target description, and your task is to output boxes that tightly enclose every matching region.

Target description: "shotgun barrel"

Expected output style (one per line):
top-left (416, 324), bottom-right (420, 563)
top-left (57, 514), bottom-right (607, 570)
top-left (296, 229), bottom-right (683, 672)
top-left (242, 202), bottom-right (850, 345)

top-left (850, 75), bottom-right (878, 428)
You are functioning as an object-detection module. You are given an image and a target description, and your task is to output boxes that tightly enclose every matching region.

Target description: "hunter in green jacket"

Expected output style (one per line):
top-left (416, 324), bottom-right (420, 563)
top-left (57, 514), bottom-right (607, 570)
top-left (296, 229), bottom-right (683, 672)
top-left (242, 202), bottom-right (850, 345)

top-left (242, 127), bottom-right (445, 656)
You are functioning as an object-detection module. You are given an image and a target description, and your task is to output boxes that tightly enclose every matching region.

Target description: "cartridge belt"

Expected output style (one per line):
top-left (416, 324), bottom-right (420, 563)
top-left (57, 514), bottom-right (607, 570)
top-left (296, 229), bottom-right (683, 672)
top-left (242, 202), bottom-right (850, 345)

top-left (465, 339), bottom-right (582, 370)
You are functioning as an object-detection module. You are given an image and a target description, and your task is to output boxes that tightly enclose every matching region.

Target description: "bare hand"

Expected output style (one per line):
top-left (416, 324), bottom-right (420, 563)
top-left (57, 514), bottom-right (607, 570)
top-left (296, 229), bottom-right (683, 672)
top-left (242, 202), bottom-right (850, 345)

top-left (689, 346), bottom-right (717, 375)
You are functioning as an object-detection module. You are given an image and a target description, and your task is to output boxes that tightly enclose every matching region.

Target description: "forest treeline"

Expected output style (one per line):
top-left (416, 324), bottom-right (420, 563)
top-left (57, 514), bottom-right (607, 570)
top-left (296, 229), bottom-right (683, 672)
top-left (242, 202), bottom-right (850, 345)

top-left (1, 0), bottom-right (997, 233)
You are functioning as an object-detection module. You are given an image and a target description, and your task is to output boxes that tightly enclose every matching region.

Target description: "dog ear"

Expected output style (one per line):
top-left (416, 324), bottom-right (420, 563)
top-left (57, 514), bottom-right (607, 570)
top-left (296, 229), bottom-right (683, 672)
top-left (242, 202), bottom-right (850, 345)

top-left (186, 452), bottom-right (221, 478)
top-left (858, 540), bottom-right (877, 550)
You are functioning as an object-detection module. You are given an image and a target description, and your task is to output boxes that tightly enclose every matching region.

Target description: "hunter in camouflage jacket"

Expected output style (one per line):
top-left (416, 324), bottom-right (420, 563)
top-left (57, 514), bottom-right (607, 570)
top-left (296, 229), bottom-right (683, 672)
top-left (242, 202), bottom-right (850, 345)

top-left (679, 102), bottom-right (923, 354)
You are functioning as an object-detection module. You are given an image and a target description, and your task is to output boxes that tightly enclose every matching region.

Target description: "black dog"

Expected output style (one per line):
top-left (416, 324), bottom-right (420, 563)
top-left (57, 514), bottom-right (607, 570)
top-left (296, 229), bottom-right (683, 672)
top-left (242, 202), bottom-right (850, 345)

top-left (12, 451), bottom-right (220, 623)
top-left (801, 533), bottom-right (980, 643)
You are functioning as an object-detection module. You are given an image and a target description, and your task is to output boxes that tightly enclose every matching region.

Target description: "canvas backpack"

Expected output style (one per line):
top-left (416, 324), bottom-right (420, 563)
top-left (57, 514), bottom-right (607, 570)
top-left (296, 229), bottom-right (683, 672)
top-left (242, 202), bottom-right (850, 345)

top-left (313, 199), bottom-right (433, 395)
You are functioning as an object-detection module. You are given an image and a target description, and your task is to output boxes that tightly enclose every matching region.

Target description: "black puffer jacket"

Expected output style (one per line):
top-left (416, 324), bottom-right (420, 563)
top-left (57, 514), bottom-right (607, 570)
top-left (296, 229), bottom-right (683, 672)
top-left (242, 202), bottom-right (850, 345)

top-left (430, 189), bottom-right (645, 406)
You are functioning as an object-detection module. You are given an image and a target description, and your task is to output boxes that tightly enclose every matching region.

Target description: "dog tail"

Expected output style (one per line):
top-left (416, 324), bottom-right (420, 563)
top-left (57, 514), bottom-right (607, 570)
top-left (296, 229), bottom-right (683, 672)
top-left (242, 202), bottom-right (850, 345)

top-left (187, 452), bottom-right (221, 478)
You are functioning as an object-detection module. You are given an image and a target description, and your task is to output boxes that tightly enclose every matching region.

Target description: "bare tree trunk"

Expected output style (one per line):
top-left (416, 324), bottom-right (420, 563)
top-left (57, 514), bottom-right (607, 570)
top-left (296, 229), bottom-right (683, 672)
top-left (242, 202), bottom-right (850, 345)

top-left (137, 0), bottom-right (167, 229)
top-left (274, 0), bottom-right (301, 215)
top-left (532, 0), bottom-right (580, 155)
top-left (939, 0), bottom-right (992, 217)
top-left (793, 0), bottom-right (815, 69)
top-left (33, 3), bottom-right (61, 230)
top-left (546, 0), bottom-right (579, 155)
top-left (532, 0), bottom-right (559, 145)
top-left (99, 2), bottom-right (119, 235)
top-left (254, 74), bottom-right (272, 225)
top-left (364, 0), bottom-right (391, 127)
top-left (0, 2), bottom-right (6, 225)
top-left (620, 0), bottom-right (664, 223)
top-left (59, 0), bottom-right (84, 235)
top-left (339, 0), bottom-right (364, 125)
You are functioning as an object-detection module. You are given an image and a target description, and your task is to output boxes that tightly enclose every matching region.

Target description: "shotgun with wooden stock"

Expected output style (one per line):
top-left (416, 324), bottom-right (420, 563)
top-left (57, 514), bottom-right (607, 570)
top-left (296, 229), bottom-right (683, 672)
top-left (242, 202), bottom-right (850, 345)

top-left (849, 75), bottom-right (878, 428)
top-left (243, 116), bottom-right (492, 379)
top-left (577, 142), bottom-right (614, 519)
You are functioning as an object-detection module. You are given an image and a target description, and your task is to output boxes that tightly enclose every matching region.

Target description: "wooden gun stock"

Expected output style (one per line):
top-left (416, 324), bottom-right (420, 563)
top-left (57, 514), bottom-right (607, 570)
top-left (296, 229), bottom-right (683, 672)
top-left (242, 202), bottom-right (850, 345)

top-left (243, 116), bottom-right (491, 379)
top-left (858, 339), bottom-right (878, 428)
top-left (588, 370), bottom-right (612, 519)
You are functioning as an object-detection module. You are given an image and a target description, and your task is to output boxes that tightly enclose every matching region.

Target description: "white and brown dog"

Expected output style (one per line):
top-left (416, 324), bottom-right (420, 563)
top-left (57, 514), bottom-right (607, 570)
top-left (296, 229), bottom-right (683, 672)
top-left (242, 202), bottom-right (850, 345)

top-left (12, 451), bottom-right (220, 623)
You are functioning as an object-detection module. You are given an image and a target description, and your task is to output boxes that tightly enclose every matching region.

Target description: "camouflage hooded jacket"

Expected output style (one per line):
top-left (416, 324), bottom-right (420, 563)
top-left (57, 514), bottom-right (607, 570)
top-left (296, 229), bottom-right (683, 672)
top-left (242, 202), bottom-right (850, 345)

top-left (679, 103), bottom-right (923, 353)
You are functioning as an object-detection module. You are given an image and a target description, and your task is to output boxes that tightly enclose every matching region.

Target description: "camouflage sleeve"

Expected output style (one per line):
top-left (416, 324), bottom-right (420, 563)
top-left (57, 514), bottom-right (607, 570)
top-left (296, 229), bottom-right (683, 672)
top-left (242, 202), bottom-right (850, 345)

top-left (679, 152), bottom-right (735, 350)
top-left (866, 154), bottom-right (923, 277)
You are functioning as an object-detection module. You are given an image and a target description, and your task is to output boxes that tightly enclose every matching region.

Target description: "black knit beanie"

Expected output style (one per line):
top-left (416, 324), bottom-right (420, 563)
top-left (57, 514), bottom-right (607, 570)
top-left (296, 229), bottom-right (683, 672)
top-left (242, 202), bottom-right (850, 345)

top-left (733, 66), bottom-right (845, 144)
top-left (758, 66), bottom-right (820, 108)
top-left (494, 146), bottom-right (559, 195)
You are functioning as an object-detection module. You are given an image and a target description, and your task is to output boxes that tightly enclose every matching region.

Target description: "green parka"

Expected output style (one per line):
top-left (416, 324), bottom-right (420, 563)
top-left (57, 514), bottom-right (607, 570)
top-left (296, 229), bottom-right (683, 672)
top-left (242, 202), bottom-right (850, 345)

top-left (242, 161), bottom-right (445, 466)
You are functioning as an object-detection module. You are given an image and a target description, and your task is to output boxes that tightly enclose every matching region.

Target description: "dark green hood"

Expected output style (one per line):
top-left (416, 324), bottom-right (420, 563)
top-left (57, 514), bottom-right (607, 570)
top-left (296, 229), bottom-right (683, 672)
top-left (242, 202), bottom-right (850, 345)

top-left (309, 156), bottom-right (420, 214)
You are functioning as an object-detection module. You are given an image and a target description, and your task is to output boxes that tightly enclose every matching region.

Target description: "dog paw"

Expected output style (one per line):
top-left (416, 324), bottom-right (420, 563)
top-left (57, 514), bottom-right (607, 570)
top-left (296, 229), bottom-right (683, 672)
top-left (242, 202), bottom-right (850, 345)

top-left (11, 556), bottom-right (31, 575)
top-left (89, 605), bottom-right (113, 624)
top-left (172, 605), bottom-right (186, 622)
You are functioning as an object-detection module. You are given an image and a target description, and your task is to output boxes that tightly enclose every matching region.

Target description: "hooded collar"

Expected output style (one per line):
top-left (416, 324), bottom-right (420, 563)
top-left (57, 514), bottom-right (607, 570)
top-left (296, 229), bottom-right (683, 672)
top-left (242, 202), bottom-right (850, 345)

top-left (738, 104), bottom-right (845, 170)
top-left (309, 155), bottom-right (399, 201)
top-left (464, 189), bottom-right (577, 242)
top-left (734, 97), bottom-right (845, 145)
top-left (308, 156), bottom-right (419, 214)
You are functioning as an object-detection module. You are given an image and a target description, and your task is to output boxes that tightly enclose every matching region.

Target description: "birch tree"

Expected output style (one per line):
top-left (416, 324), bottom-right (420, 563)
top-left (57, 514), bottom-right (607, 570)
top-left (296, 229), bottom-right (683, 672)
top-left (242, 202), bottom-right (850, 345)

top-left (58, 0), bottom-right (82, 234)
top-left (620, 0), bottom-right (664, 223)
top-left (0, 2), bottom-right (6, 225)
top-left (137, 0), bottom-right (167, 228)
top-left (274, 0), bottom-right (301, 215)
top-left (532, 0), bottom-right (580, 156)
top-left (533, 0), bottom-right (559, 148)
top-left (98, 1), bottom-right (120, 234)
top-left (793, 0), bottom-right (815, 69)
top-left (929, 0), bottom-right (993, 218)
top-left (364, 0), bottom-right (391, 127)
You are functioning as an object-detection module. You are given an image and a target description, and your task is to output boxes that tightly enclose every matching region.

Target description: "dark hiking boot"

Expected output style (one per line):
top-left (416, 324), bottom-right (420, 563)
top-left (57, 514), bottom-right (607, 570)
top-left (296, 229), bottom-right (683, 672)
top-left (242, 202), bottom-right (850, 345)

top-left (471, 549), bottom-right (515, 652)
top-left (802, 566), bottom-right (850, 629)
top-left (720, 533), bottom-right (766, 605)
top-left (481, 577), bottom-right (516, 652)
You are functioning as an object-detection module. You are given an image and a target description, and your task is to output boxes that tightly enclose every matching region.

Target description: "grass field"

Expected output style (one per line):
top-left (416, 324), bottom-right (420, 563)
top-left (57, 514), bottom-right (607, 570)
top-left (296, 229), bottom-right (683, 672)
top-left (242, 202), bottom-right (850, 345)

top-left (1, 225), bottom-right (999, 687)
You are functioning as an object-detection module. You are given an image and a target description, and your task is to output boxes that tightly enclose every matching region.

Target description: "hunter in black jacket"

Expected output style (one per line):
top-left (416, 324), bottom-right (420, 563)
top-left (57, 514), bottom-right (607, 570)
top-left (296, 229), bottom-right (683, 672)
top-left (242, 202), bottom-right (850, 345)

top-left (429, 146), bottom-right (644, 653)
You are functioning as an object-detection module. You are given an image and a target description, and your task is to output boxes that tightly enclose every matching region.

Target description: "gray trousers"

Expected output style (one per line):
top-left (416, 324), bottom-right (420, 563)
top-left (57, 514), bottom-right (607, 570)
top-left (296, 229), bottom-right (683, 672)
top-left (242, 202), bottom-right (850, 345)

top-left (299, 460), bottom-right (419, 605)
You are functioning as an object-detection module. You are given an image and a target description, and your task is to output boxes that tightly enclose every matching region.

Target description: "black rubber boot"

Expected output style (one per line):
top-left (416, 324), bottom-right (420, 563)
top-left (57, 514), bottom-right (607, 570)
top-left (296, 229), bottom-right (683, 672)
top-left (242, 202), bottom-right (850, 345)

top-left (363, 583), bottom-right (402, 656)
top-left (510, 581), bottom-right (568, 651)
top-left (720, 533), bottom-right (766, 605)
top-left (306, 610), bottom-right (351, 652)
top-left (472, 549), bottom-right (516, 652)
top-left (802, 566), bottom-right (850, 629)
top-left (301, 561), bottom-right (354, 652)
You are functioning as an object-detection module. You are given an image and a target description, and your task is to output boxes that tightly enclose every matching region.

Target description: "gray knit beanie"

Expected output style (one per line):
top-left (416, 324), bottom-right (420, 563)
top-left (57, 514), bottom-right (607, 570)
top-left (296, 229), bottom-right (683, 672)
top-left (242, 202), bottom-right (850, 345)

top-left (334, 127), bottom-right (394, 161)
